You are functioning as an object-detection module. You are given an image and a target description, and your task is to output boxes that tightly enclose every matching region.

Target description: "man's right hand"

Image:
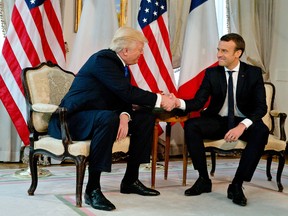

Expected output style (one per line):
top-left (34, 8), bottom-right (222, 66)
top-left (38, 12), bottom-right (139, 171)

top-left (161, 94), bottom-right (178, 111)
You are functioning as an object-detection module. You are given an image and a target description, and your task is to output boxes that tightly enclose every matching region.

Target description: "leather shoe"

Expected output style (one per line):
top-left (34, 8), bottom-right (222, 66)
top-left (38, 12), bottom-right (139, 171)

top-left (120, 179), bottom-right (160, 196)
top-left (185, 177), bottom-right (212, 196)
top-left (85, 189), bottom-right (116, 211)
top-left (227, 184), bottom-right (247, 206)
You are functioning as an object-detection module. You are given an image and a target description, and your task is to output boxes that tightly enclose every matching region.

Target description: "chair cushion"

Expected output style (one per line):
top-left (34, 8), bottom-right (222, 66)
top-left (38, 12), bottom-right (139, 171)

top-left (112, 136), bottom-right (130, 153)
top-left (34, 136), bottom-right (130, 157)
top-left (204, 134), bottom-right (286, 152)
top-left (265, 134), bottom-right (287, 152)
top-left (204, 139), bottom-right (246, 151)
top-left (35, 136), bottom-right (90, 157)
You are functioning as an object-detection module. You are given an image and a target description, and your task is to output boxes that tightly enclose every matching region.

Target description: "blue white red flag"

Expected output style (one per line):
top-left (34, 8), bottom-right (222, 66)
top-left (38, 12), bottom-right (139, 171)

top-left (178, 0), bottom-right (219, 111)
top-left (0, 0), bottom-right (66, 145)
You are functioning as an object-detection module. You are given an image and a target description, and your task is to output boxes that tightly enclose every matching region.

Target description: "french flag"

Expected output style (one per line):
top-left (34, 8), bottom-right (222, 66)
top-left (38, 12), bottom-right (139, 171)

top-left (178, 0), bottom-right (219, 114)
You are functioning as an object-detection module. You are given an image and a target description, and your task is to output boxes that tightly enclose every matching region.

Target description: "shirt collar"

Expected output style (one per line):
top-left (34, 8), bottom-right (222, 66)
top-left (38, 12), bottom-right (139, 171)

top-left (225, 62), bottom-right (240, 72)
top-left (116, 53), bottom-right (126, 67)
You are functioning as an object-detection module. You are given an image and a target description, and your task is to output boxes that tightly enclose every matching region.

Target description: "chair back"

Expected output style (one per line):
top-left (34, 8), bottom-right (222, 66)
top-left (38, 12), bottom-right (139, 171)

top-left (22, 62), bottom-right (75, 133)
top-left (262, 82), bottom-right (275, 132)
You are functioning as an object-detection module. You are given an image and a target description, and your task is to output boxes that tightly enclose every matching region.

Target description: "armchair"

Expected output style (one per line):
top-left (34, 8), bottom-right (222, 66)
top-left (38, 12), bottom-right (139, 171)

top-left (22, 61), bottom-right (129, 207)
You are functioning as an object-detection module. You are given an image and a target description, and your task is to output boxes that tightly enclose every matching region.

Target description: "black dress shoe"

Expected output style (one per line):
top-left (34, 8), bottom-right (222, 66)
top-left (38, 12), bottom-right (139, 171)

top-left (85, 189), bottom-right (116, 211)
top-left (120, 179), bottom-right (160, 196)
top-left (227, 184), bottom-right (247, 206)
top-left (185, 177), bottom-right (212, 196)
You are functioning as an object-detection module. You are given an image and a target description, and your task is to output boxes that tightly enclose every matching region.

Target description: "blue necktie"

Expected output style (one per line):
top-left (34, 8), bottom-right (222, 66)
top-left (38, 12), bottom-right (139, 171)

top-left (124, 66), bottom-right (129, 78)
top-left (227, 71), bottom-right (235, 129)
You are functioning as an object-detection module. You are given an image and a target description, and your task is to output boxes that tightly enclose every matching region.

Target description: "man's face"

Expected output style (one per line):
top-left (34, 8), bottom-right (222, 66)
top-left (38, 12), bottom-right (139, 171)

top-left (217, 40), bottom-right (241, 70)
top-left (122, 41), bottom-right (144, 65)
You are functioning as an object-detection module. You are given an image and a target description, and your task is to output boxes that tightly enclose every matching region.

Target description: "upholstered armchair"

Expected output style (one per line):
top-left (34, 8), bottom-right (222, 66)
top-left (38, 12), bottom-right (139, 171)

top-left (21, 61), bottom-right (129, 207)
top-left (189, 82), bottom-right (287, 192)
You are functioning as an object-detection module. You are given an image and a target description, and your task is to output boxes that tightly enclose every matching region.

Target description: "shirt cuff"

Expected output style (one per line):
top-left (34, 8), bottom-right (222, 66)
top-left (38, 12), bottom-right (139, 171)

top-left (155, 93), bottom-right (162, 108)
top-left (240, 118), bottom-right (252, 129)
top-left (120, 112), bottom-right (132, 121)
top-left (179, 99), bottom-right (186, 110)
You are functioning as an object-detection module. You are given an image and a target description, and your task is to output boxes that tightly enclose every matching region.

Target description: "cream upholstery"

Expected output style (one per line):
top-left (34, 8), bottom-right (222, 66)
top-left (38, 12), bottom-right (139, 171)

top-left (22, 61), bottom-right (129, 207)
top-left (200, 82), bottom-right (287, 192)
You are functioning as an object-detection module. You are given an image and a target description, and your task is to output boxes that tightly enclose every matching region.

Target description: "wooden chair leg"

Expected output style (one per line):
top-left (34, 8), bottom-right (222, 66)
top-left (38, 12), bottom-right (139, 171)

top-left (28, 153), bottom-right (38, 196)
top-left (183, 142), bottom-right (188, 186)
top-left (276, 153), bottom-right (285, 192)
top-left (164, 122), bottom-right (171, 180)
top-left (151, 120), bottom-right (159, 188)
top-left (266, 155), bottom-right (273, 181)
top-left (75, 156), bottom-right (87, 207)
top-left (210, 151), bottom-right (216, 176)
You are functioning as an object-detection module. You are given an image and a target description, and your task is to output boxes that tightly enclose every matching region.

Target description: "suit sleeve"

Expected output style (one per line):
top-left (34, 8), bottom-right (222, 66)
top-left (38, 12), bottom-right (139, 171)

top-left (184, 71), bottom-right (212, 112)
top-left (92, 54), bottom-right (157, 108)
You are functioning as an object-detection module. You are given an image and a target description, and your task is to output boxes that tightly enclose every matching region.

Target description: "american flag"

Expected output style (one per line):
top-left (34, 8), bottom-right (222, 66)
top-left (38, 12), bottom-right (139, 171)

top-left (129, 0), bottom-right (177, 95)
top-left (0, 0), bottom-right (66, 145)
top-left (178, 0), bottom-right (218, 107)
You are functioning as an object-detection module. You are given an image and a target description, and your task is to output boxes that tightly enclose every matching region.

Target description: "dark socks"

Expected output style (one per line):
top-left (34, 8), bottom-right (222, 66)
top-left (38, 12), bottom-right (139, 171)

top-left (122, 162), bottom-right (139, 184)
top-left (198, 170), bottom-right (210, 181)
top-left (86, 171), bottom-right (101, 194)
top-left (232, 177), bottom-right (243, 186)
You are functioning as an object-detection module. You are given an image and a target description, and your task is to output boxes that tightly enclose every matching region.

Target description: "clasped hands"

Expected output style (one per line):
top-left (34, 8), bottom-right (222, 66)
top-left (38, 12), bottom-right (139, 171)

top-left (160, 93), bottom-right (180, 111)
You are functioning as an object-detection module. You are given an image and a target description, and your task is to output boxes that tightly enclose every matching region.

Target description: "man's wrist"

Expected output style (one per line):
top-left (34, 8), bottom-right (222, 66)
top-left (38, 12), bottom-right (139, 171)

top-left (120, 112), bottom-right (132, 121)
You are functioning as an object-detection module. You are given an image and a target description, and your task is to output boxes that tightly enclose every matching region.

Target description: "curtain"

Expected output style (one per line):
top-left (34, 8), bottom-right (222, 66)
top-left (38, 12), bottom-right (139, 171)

top-left (228, 0), bottom-right (275, 81)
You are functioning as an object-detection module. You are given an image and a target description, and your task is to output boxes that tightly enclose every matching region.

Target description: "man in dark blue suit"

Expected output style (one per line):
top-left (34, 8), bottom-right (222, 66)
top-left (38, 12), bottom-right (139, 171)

top-left (173, 33), bottom-right (269, 206)
top-left (48, 27), bottom-right (175, 211)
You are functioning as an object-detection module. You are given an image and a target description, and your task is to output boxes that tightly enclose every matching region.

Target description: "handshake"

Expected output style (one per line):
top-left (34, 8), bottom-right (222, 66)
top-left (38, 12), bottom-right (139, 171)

top-left (160, 93), bottom-right (181, 111)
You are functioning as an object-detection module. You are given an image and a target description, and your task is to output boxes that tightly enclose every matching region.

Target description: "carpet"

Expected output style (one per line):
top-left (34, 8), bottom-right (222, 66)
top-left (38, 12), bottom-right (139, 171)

top-left (0, 159), bottom-right (288, 216)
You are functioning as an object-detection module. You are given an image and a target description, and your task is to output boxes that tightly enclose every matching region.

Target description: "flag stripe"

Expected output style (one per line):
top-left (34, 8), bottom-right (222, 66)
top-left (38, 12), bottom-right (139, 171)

top-left (30, 6), bottom-right (57, 63)
top-left (178, 0), bottom-right (218, 101)
top-left (136, 55), bottom-right (160, 92)
top-left (2, 39), bottom-right (24, 94)
top-left (190, 0), bottom-right (208, 11)
top-left (130, 0), bottom-right (176, 97)
top-left (44, 0), bottom-right (66, 57)
top-left (0, 0), bottom-right (66, 145)
top-left (157, 15), bottom-right (172, 61)
top-left (142, 24), bottom-right (175, 93)
top-left (12, 6), bottom-right (40, 66)
top-left (0, 77), bottom-right (29, 144)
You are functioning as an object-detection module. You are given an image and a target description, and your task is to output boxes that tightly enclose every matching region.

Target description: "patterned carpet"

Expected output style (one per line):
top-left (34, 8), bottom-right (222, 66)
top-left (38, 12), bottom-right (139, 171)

top-left (1, 159), bottom-right (288, 216)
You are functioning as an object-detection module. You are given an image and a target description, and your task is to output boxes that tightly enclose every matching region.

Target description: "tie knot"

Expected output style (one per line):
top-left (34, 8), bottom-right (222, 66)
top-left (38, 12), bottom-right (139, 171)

top-left (227, 70), bottom-right (234, 76)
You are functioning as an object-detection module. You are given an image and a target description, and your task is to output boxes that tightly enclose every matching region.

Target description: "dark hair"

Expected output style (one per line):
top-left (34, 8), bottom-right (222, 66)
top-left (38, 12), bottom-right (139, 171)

top-left (220, 33), bottom-right (245, 58)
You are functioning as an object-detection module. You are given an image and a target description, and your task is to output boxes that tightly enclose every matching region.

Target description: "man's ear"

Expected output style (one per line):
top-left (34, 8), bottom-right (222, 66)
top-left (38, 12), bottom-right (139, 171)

top-left (122, 48), bottom-right (129, 56)
top-left (235, 49), bottom-right (242, 58)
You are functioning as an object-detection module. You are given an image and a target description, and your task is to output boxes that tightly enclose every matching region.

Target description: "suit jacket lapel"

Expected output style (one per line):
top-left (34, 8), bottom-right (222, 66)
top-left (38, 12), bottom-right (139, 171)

top-left (219, 67), bottom-right (227, 97)
top-left (236, 62), bottom-right (246, 97)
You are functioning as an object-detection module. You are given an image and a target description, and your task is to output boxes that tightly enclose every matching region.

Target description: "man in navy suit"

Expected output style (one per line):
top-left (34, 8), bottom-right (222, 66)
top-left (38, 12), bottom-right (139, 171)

top-left (48, 27), bottom-right (175, 211)
top-left (173, 33), bottom-right (269, 206)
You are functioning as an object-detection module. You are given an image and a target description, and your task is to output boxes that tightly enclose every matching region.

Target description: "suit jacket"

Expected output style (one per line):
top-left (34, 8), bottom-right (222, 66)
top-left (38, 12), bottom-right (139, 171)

top-left (60, 49), bottom-right (157, 116)
top-left (185, 61), bottom-right (267, 123)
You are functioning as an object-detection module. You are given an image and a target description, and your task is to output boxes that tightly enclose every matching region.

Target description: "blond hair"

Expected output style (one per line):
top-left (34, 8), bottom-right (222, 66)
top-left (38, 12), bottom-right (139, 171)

top-left (109, 26), bottom-right (148, 52)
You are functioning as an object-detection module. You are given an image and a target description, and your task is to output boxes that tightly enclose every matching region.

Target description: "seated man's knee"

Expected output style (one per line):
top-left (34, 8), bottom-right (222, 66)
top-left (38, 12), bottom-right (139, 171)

top-left (184, 118), bottom-right (198, 132)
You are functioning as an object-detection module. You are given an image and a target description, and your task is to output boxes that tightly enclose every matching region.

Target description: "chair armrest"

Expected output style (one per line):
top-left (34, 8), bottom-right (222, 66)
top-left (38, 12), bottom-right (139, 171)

top-left (270, 109), bottom-right (287, 141)
top-left (32, 103), bottom-right (73, 146)
top-left (32, 103), bottom-right (59, 113)
top-left (58, 107), bottom-right (73, 146)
